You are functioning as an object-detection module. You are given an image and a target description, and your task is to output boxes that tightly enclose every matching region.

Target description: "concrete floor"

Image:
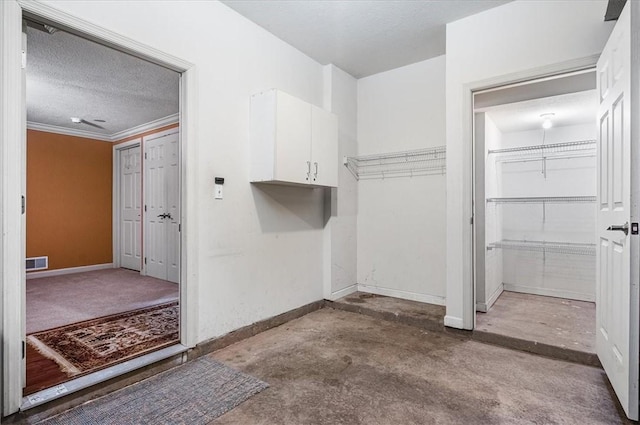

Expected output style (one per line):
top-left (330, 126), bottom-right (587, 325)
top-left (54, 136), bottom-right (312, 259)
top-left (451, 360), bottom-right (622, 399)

top-left (211, 308), bottom-right (626, 424)
top-left (476, 291), bottom-right (596, 353)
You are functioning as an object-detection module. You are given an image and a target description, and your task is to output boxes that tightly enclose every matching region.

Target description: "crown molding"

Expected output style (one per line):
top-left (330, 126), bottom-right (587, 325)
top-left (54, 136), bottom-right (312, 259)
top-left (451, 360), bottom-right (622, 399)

top-left (26, 121), bottom-right (112, 141)
top-left (110, 113), bottom-right (179, 142)
top-left (27, 113), bottom-right (180, 142)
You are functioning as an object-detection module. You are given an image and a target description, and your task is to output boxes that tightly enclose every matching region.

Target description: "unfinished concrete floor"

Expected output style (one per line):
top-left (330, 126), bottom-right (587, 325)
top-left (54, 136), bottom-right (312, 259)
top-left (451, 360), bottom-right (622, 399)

top-left (476, 291), bottom-right (596, 354)
top-left (212, 308), bottom-right (626, 424)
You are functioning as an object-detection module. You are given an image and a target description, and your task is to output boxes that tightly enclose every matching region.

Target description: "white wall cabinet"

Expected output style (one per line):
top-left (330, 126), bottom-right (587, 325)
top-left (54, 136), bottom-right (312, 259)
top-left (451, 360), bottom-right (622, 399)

top-left (250, 89), bottom-right (338, 188)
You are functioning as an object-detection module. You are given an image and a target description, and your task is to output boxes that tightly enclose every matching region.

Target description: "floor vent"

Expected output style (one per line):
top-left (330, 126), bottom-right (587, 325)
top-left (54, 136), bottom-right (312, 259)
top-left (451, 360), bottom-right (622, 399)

top-left (26, 256), bottom-right (48, 271)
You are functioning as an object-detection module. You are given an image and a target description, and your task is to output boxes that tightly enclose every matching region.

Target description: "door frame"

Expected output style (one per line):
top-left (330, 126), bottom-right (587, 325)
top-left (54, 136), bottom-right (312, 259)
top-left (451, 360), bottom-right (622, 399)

top-left (113, 138), bottom-right (142, 271)
top-left (452, 54), bottom-right (601, 331)
top-left (1, 0), bottom-right (200, 416)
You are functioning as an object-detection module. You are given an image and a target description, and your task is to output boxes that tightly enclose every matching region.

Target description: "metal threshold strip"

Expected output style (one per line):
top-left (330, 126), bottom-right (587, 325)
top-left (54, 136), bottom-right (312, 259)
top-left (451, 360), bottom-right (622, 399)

top-left (21, 344), bottom-right (188, 411)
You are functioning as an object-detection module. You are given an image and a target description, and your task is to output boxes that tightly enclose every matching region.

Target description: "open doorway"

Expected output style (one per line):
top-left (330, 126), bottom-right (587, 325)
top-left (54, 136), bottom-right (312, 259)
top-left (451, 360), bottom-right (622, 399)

top-left (473, 70), bottom-right (599, 362)
top-left (24, 20), bottom-right (181, 397)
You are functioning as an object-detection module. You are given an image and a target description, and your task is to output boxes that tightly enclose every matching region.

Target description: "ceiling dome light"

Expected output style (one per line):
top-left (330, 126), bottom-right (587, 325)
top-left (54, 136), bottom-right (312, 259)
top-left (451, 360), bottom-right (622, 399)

top-left (70, 117), bottom-right (82, 123)
top-left (540, 113), bottom-right (555, 130)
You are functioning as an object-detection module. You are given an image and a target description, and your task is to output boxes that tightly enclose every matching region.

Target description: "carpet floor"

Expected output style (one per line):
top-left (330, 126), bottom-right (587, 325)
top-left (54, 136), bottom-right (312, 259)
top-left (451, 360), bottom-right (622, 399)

top-left (35, 357), bottom-right (268, 425)
top-left (27, 268), bottom-right (179, 333)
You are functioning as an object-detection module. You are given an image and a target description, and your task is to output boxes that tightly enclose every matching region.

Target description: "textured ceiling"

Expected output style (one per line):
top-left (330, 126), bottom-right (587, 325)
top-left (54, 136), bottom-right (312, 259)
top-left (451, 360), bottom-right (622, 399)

top-left (221, 0), bottom-right (511, 78)
top-left (26, 25), bottom-right (179, 136)
top-left (484, 90), bottom-right (598, 134)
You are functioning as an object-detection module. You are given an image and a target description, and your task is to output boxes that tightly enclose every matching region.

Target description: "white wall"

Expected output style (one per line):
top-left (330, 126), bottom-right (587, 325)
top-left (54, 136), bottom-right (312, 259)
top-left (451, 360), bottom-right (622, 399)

top-left (323, 65), bottom-right (358, 299)
top-left (497, 123), bottom-right (597, 301)
top-left (356, 56), bottom-right (446, 305)
top-left (33, 0), bottom-right (358, 342)
top-left (445, 0), bottom-right (614, 328)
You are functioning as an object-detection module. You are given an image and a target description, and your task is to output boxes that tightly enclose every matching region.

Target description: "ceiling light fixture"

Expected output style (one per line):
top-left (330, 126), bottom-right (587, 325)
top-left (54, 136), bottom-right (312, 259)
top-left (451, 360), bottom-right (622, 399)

top-left (540, 113), bottom-right (555, 130)
top-left (70, 117), bottom-right (82, 123)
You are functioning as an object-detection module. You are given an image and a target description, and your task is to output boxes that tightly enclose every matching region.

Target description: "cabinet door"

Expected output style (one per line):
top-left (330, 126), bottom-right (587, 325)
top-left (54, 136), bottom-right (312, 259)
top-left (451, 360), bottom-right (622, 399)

top-left (311, 105), bottom-right (338, 187)
top-left (275, 91), bottom-right (312, 185)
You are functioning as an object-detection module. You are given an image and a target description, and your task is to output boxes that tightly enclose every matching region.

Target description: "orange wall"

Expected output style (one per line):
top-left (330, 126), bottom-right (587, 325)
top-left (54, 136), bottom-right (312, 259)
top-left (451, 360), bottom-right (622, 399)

top-left (27, 130), bottom-right (113, 271)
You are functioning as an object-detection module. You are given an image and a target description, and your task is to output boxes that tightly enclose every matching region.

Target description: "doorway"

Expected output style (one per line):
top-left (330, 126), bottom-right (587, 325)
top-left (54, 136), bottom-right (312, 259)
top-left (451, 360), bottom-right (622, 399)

top-left (0, 2), bottom-right (199, 411)
top-left (24, 20), bottom-right (182, 397)
top-left (473, 72), bottom-right (599, 360)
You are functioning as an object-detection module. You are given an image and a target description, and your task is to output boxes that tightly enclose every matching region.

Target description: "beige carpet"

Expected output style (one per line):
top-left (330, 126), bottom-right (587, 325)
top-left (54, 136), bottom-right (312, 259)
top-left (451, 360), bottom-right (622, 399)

top-left (27, 268), bottom-right (179, 333)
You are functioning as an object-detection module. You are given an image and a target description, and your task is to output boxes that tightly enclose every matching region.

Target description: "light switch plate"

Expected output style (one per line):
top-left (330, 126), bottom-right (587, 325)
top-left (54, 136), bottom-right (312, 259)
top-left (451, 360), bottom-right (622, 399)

top-left (215, 184), bottom-right (223, 199)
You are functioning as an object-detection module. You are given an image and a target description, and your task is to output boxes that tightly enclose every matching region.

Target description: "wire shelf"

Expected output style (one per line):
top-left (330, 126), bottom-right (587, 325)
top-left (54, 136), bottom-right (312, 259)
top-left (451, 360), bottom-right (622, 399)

top-left (486, 196), bottom-right (597, 204)
top-left (488, 139), bottom-right (596, 163)
top-left (487, 239), bottom-right (596, 256)
top-left (344, 146), bottom-right (446, 180)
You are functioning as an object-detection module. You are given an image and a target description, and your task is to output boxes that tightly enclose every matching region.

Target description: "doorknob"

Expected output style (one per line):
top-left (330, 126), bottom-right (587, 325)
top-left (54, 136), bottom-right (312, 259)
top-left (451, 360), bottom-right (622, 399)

top-left (607, 222), bottom-right (629, 236)
top-left (157, 213), bottom-right (167, 219)
top-left (165, 213), bottom-right (173, 220)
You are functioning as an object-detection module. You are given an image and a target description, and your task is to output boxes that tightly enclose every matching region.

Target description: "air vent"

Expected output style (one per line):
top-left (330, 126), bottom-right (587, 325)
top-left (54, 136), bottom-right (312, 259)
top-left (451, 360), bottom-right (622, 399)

top-left (26, 256), bottom-right (48, 271)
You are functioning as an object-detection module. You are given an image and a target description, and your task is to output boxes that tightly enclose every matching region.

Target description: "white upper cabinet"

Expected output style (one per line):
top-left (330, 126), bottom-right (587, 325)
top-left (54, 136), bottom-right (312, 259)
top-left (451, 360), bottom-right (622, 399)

top-left (250, 89), bottom-right (338, 188)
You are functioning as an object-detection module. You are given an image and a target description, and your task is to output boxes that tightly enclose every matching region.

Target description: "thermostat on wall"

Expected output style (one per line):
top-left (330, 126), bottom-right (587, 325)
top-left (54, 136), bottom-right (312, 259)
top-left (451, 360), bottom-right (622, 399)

top-left (215, 177), bottom-right (224, 199)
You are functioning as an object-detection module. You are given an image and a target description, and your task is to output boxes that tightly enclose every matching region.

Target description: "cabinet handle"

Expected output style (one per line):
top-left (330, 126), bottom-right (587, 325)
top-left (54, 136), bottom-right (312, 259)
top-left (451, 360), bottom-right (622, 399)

top-left (314, 162), bottom-right (318, 180)
top-left (306, 161), bottom-right (311, 181)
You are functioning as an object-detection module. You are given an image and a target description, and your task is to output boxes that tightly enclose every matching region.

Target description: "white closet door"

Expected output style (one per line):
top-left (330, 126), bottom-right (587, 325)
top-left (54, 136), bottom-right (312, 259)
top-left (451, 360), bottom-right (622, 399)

top-left (120, 146), bottom-right (142, 271)
top-left (165, 133), bottom-right (180, 283)
top-left (595, 2), bottom-right (638, 420)
top-left (144, 130), bottom-right (180, 283)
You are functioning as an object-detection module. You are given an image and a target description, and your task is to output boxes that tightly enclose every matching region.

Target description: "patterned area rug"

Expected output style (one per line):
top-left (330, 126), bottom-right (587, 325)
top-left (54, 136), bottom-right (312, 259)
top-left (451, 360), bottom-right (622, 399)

top-left (37, 356), bottom-right (269, 425)
top-left (27, 302), bottom-right (179, 377)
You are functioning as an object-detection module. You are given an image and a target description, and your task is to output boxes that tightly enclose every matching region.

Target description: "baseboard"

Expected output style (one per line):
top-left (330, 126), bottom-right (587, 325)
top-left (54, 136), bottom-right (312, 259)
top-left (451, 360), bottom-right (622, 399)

top-left (328, 284), bottom-right (358, 301)
top-left (444, 315), bottom-right (464, 329)
top-left (26, 263), bottom-right (114, 280)
top-left (503, 283), bottom-right (595, 302)
top-left (357, 284), bottom-right (445, 306)
top-left (187, 300), bottom-right (325, 360)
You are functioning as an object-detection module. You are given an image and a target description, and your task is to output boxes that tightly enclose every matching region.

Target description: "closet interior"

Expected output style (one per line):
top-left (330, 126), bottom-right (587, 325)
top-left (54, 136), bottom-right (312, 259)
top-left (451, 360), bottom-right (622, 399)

top-left (474, 82), bottom-right (598, 353)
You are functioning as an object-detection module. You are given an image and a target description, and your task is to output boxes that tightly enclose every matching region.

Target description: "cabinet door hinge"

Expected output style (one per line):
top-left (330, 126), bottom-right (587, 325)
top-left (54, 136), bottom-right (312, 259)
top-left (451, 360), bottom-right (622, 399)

top-left (21, 50), bottom-right (26, 69)
top-left (178, 223), bottom-right (181, 232)
top-left (144, 205), bottom-right (147, 212)
top-left (144, 152), bottom-right (147, 159)
top-left (22, 341), bottom-right (25, 359)
top-left (144, 257), bottom-right (147, 265)
top-left (21, 195), bottom-right (25, 214)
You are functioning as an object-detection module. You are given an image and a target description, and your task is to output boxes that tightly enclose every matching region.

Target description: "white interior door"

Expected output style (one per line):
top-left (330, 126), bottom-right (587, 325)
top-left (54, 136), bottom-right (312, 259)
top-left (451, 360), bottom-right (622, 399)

top-left (144, 129), bottom-right (180, 283)
top-left (596, 2), bottom-right (639, 420)
top-left (119, 146), bottom-right (142, 271)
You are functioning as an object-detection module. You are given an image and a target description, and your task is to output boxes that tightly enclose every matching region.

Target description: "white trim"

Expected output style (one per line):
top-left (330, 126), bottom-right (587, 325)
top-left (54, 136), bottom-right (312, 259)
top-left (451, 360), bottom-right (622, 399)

top-left (476, 283), bottom-right (504, 313)
top-left (503, 284), bottom-right (595, 303)
top-left (26, 113), bottom-right (179, 143)
top-left (26, 121), bottom-right (112, 142)
top-left (328, 284), bottom-right (357, 301)
top-left (444, 315), bottom-right (464, 328)
top-left (142, 126), bottom-right (179, 143)
top-left (1, 0), bottom-right (25, 415)
top-left (113, 138), bottom-right (142, 270)
top-left (454, 55), bottom-right (601, 332)
top-left (26, 263), bottom-right (114, 280)
top-left (111, 113), bottom-right (179, 142)
top-left (357, 284), bottom-right (446, 306)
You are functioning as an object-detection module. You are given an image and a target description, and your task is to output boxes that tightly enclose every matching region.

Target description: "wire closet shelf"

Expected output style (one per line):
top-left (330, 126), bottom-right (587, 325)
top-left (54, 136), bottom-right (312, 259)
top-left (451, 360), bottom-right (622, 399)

top-left (486, 196), bottom-right (597, 204)
top-left (488, 139), bottom-right (596, 163)
top-left (344, 146), bottom-right (446, 180)
top-left (487, 240), bottom-right (596, 256)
